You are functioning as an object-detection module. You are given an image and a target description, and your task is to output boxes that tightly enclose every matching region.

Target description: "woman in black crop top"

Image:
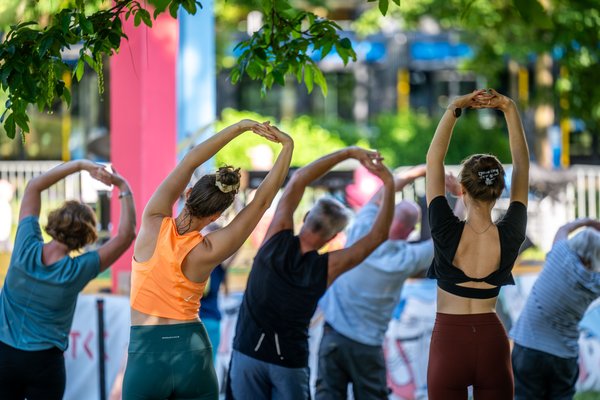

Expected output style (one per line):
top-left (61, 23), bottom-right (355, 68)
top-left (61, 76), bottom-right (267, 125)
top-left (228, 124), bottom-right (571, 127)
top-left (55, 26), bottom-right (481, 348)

top-left (425, 89), bottom-right (529, 400)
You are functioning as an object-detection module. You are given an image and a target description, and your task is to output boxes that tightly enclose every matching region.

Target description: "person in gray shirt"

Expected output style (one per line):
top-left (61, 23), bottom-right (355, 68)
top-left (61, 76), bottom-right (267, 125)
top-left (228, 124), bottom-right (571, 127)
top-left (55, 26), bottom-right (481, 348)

top-left (510, 218), bottom-right (600, 400)
top-left (316, 165), bottom-right (459, 399)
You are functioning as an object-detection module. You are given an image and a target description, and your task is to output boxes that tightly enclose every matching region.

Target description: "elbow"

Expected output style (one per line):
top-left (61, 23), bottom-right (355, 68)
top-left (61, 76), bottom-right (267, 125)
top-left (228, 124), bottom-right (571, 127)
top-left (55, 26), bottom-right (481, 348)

top-left (118, 228), bottom-right (137, 247)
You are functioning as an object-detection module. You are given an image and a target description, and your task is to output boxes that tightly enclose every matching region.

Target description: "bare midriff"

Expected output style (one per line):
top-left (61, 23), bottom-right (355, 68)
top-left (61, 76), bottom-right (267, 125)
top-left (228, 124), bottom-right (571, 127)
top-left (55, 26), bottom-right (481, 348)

top-left (436, 284), bottom-right (498, 314)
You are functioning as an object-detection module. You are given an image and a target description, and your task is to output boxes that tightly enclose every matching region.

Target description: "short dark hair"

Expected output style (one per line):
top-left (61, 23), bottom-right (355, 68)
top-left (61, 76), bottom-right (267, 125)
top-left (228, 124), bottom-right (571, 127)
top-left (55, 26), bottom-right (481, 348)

top-left (186, 166), bottom-right (241, 218)
top-left (459, 154), bottom-right (505, 202)
top-left (45, 201), bottom-right (98, 251)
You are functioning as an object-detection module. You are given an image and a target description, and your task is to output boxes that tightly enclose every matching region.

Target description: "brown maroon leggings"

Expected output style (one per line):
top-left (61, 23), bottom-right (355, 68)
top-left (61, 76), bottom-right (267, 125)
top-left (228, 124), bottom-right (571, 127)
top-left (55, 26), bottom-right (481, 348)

top-left (427, 312), bottom-right (513, 400)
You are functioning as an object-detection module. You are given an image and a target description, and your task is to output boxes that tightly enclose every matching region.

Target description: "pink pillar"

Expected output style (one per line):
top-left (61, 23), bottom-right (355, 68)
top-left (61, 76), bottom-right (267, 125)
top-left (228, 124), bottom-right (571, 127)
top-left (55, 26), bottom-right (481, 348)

top-left (109, 14), bottom-right (179, 293)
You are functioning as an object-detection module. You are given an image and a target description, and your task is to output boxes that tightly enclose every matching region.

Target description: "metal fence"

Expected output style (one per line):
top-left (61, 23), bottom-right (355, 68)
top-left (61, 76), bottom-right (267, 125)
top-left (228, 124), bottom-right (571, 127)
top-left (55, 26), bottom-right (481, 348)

top-left (0, 161), bottom-right (598, 252)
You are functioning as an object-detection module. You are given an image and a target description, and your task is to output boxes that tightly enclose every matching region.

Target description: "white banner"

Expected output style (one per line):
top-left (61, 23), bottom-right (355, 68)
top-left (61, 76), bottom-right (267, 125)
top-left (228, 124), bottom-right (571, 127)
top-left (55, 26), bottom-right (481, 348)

top-left (65, 295), bottom-right (130, 400)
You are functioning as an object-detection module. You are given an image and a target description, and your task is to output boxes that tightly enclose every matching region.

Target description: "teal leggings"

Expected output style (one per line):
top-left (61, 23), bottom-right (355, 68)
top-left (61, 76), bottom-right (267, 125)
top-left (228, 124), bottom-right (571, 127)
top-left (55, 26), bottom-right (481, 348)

top-left (123, 322), bottom-right (218, 400)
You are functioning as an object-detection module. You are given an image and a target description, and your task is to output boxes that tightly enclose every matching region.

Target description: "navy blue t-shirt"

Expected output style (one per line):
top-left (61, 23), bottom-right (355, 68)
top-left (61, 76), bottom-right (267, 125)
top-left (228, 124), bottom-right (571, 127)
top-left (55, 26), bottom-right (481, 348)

top-left (200, 264), bottom-right (225, 321)
top-left (233, 230), bottom-right (329, 368)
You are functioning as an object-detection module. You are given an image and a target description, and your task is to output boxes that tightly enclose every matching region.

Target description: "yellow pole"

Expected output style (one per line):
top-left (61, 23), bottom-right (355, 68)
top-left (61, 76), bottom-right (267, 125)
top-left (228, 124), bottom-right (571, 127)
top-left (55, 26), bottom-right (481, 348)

top-left (397, 69), bottom-right (410, 113)
top-left (518, 66), bottom-right (529, 106)
top-left (559, 67), bottom-right (570, 168)
top-left (61, 72), bottom-right (72, 161)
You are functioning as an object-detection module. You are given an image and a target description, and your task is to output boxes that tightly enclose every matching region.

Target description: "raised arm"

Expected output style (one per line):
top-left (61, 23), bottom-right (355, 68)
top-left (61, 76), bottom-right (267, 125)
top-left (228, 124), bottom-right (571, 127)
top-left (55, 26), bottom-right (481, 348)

top-left (142, 119), bottom-right (266, 220)
top-left (196, 125), bottom-right (294, 267)
top-left (489, 89), bottom-right (530, 206)
top-left (553, 218), bottom-right (600, 244)
top-left (19, 160), bottom-right (110, 221)
top-left (327, 161), bottom-right (394, 285)
top-left (263, 146), bottom-right (381, 244)
top-left (96, 169), bottom-right (137, 272)
top-left (369, 164), bottom-right (426, 206)
top-left (426, 90), bottom-right (487, 205)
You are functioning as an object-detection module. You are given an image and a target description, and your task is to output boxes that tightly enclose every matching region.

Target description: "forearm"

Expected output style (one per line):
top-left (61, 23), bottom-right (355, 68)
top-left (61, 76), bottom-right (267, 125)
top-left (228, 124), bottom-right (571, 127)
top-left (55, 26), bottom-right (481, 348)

top-left (251, 143), bottom-right (294, 208)
top-left (504, 103), bottom-right (530, 170)
top-left (395, 164), bottom-right (427, 191)
top-left (426, 109), bottom-right (457, 165)
top-left (28, 160), bottom-right (83, 192)
top-left (116, 185), bottom-right (137, 241)
top-left (369, 180), bottom-right (395, 244)
top-left (553, 218), bottom-right (596, 244)
top-left (180, 123), bottom-right (246, 173)
top-left (292, 148), bottom-right (351, 187)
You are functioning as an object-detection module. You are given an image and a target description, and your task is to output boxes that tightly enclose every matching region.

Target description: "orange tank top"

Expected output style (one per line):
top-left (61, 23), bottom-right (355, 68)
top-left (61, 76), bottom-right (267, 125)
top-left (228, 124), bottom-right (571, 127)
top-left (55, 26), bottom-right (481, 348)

top-left (130, 217), bottom-right (207, 320)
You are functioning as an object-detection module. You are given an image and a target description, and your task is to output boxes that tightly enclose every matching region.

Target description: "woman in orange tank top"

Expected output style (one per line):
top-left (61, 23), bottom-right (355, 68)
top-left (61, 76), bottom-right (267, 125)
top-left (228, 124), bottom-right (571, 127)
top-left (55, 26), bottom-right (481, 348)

top-left (122, 120), bottom-right (294, 400)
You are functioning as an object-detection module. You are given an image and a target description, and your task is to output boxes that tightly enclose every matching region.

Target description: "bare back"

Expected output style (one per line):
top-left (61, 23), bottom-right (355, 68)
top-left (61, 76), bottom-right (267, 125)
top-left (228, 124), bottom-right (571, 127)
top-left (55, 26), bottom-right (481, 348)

top-left (437, 224), bottom-right (501, 314)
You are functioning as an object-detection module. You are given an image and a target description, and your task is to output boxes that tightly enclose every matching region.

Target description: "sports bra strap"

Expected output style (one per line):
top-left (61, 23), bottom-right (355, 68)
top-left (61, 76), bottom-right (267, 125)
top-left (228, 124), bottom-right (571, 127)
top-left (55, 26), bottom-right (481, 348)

top-left (438, 280), bottom-right (500, 299)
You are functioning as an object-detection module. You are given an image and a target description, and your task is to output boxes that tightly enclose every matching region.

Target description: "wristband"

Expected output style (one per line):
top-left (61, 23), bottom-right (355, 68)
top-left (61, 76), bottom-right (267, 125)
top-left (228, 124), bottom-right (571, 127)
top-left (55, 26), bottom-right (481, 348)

top-left (452, 107), bottom-right (462, 118)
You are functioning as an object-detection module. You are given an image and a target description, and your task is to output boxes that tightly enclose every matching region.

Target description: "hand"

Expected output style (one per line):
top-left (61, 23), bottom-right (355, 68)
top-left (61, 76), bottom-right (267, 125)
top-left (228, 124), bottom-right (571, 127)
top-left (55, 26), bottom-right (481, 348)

top-left (348, 146), bottom-right (380, 168)
top-left (252, 123), bottom-right (293, 146)
top-left (471, 89), bottom-right (514, 112)
top-left (365, 157), bottom-right (393, 183)
top-left (107, 166), bottom-right (130, 191)
top-left (87, 163), bottom-right (113, 186)
top-left (449, 89), bottom-right (488, 110)
top-left (444, 172), bottom-right (462, 197)
top-left (237, 119), bottom-right (260, 131)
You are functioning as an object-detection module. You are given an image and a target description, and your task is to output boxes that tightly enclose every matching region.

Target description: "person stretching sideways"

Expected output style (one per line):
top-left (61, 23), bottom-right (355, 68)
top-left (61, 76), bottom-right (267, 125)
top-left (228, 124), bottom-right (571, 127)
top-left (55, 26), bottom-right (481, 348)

top-left (227, 147), bottom-right (395, 400)
top-left (122, 121), bottom-right (293, 400)
top-left (0, 160), bottom-right (136, 400)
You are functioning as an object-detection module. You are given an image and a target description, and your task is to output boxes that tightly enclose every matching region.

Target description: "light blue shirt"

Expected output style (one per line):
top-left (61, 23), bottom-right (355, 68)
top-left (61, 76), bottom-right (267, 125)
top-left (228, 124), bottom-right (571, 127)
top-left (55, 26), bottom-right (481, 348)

top-left (319, 203), bottom-right (434, 346)
top-left (510, 240), bottom-right (600, 358)
top-left (0, 216), bottom-right (100, 351)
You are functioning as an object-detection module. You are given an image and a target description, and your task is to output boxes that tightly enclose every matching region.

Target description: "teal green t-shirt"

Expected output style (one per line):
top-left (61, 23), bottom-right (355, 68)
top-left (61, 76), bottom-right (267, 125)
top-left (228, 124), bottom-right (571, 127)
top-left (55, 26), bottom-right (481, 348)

top-left (0, 216), bottom-right (100, 351)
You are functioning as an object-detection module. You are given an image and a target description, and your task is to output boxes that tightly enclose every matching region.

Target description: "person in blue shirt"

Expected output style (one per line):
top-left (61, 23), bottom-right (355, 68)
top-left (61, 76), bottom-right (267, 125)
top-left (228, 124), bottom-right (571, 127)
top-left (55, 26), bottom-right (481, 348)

top-left (316, 165), bottom-right (458, 399)
top-left (510, 218), bottom-right (600, 400)
top-left (199, 222), bottom-right (237, 362)
top-left (0, 160), bottom-right (137, 400)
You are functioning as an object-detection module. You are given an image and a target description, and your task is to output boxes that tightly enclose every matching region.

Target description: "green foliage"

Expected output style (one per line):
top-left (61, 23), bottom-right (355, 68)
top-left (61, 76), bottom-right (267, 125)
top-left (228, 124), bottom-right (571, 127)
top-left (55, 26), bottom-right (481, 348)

top-left (215, 108), bottom-right (510, 169)
top-left (393, 0), bottom-right (600, 135)
top-left (0, 0), bottom-right (202, 140)
top-left (230, 1), bottom-right (356, 97)
top-left (215, 108), bottom-right (349, 169)
top-left (371, 111), bottom-right (511, 166)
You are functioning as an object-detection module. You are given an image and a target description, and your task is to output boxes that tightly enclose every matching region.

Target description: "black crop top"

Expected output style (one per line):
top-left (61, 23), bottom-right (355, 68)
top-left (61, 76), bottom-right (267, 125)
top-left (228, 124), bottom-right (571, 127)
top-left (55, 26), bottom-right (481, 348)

top-left (427, 196), bottom-right (527, 299)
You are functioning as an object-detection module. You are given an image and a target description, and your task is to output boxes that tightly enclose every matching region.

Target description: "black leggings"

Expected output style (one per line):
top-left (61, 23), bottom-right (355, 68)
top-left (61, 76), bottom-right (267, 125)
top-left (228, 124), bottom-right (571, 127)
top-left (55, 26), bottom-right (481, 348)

top-left (0, 340), bottom-right (66, 400)
top-left (427, 312), bottom-right (513, 400)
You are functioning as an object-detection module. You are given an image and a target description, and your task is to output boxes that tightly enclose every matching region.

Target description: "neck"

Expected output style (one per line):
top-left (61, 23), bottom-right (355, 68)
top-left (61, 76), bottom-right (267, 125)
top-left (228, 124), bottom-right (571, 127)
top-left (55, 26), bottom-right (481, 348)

top-left (42, 240), bottom-right (70, 265)
top-left (298, 231), bottom-right (321, 254)
top-left (175, 212), bottom-right (211, 235)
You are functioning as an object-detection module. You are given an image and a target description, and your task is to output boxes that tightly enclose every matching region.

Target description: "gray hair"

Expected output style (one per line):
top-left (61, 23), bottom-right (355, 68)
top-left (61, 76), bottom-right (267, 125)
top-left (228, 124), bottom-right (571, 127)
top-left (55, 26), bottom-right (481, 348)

top-left (304, 197), bottom-right (352, 239)
top-left (567, 228), bottom-right (600, 272)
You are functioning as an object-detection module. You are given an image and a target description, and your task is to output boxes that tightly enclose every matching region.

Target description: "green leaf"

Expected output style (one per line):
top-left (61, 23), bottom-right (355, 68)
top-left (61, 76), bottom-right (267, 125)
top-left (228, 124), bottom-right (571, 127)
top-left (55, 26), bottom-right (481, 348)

top-left (339, 38), bottom-right (352, 49)
top-left (5, 114), bottom-right (15, 139)
top-left (304, 65), bottom-right (313, 93)
top-left (83, 54), bottom-right (96, 69)
top-left (379, 0), bottom-right (389, 16)
top-left (79, 15), bottom-right (94, 34)
top-left (169, 2), bottom-right (180, 19)
top-left (182, 0), bottom-right (198, 15)
top-left (272, 70), bottom-right (285, 86)
top-left (75, 59), bottom-right (84, 81)
top-left (38, 36), bottom-right (54, 57)
top-left (134, 12), bottom-right (142, 27)
top-left (392, 0), bottom-right (400, 5)
top-left (312, 66), bottom-right (328, 96)
top-left (139, 9), bottom-right (153, 27)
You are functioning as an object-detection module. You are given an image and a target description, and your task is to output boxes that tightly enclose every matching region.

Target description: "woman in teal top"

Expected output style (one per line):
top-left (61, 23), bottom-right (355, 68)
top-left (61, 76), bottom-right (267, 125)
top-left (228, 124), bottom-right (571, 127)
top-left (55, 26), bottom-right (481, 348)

top-left (0, 160), bottom-right (137, 400)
